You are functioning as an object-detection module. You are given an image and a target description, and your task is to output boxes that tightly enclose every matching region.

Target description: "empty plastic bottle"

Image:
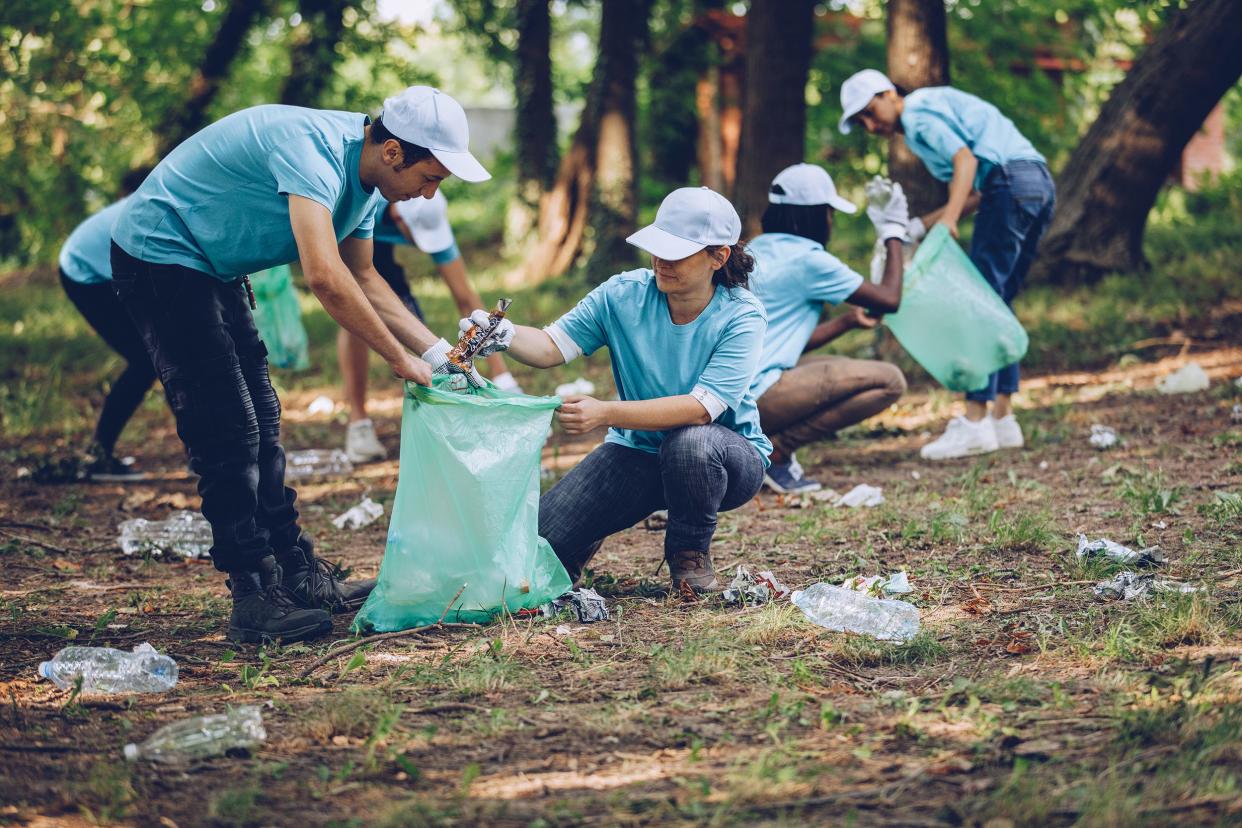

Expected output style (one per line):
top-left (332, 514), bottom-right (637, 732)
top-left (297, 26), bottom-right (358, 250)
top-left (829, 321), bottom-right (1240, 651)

top-left (791, 583), bottom-right (920, 642)
top-left (124, 706), bottom-right (266, 764)
top-left (285, 448), bottom-right (354, 481)
top-left (118, 511), bottom-right (212, 559)
top-left (38, 643), bottom-right (178, 694)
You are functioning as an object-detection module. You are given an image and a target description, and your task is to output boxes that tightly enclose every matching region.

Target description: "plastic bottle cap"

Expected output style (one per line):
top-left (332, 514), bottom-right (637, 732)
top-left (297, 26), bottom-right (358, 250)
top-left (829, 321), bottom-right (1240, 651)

top-left (37, 662), bottom-right (51, 679)
top-left (123, 743), bottom-right (138, 761)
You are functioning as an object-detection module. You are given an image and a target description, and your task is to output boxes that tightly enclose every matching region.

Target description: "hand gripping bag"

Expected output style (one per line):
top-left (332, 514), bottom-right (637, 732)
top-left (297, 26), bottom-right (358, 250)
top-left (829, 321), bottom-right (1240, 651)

top-left (884, 224), bottom-right (1029, 392)
top-left (249, 265), bottom-right (310, 370)
top-left (352, 378), bottom-right (572, 632)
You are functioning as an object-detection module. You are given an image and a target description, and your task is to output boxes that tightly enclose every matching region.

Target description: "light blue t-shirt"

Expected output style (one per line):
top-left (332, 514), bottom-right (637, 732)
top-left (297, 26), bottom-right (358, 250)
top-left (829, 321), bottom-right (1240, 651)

top-left (369, 199), bottom-right (460, 264)
top-left (746, 233), bottom-right (865, 398)
top-left (900, 87), bottom-right (1044, 191)
top-left (551, 269), bottom-right (772, 463)
top-left (59, 199), bottom-right (129, 285)
top-left (113, 105), bottom-right (380, 281)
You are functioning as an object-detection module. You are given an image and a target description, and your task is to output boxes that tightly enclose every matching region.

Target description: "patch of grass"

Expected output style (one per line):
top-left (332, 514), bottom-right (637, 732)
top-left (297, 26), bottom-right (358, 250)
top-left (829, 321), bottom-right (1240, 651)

top-left (649, 636), bottom-right (740, 690)
top-left (207, 784), bottom-right (262, 828)
top-left (302, 686), bottom-right (402, 743)
top-left (1119, 470), bottom-right (1185, 517)
top-left (734, 602), bottom-right (805, 646)
top-left (76, 760), bottom-right (135, 824)
top-left (1198, 490), bottom-right (1242, 526)
top-left (987, 509), bottom-right (1057, 552)
top-left (448, 639), bottom-right (528, 696)
top-left (834, 631), bottom-right (946, 668)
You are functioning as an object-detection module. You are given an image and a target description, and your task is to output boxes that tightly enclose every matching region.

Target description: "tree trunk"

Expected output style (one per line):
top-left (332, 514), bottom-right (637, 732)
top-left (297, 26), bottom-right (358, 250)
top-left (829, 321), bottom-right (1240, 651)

top-left (505, 0), bottom-right (558, 249)
top-left (280, 0), bottom-right (350, 108)
top-left (156, 0), bottom-right (270, 155)
top-left (734, 0), bottom-right (816, 238)
top-left (507, 0), bottom-right (648, 287)
top-left (1034, 0), bottom-right (1242, 283)
top-left (886, 0), bottom-right (949, 218)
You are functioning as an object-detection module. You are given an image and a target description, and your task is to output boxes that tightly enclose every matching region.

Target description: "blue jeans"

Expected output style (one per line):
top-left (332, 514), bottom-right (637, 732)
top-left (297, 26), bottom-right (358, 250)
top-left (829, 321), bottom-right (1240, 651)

top-left (538, 425), bottom-right (765, 579)
top-left (966, 160), bottom-right (1055, 403)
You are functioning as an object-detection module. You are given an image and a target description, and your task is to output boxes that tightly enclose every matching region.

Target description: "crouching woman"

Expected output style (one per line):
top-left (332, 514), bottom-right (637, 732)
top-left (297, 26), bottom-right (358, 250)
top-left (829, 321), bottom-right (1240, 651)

top-left (478, 187), bottom-right (771, 593)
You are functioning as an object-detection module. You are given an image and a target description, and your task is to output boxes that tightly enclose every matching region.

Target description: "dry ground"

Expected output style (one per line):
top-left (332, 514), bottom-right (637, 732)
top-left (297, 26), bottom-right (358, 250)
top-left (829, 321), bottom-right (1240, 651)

top-left (2, 349), bottom-right (1241, 827)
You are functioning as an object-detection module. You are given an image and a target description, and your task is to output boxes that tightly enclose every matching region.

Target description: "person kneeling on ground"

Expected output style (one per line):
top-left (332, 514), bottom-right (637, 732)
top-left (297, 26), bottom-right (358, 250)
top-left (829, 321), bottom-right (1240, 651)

top-left (110, 86), bottom-right (491, 645)
top-left (748, 163), bottom-right (910, 494)
top-left (464, 187), bottom-right (771, 593)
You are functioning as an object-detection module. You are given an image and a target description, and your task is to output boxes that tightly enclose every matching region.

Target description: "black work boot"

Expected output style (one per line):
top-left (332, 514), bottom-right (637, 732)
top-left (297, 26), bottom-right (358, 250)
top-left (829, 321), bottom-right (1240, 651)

top-left (276, 535), bottom-right (375, 614)
top-left (226, 556), bottom-right (333, 645)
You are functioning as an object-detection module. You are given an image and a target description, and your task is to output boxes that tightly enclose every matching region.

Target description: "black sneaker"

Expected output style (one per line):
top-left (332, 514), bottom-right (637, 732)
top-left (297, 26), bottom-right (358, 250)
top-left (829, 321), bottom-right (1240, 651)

top-left (277, 535), bottom-right (375, 614)
top-left (226, 556), bottom-right (332, 645)
top-left (86, 453), bottom-right (148, 483)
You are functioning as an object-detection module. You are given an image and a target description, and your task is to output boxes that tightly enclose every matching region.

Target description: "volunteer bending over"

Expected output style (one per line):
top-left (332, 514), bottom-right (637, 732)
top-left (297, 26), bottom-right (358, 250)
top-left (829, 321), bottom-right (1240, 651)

top-left (339, 190), bottom-right (520, 463)
top-left (748, 163), bottom-right (909, 494)
top-left (465, 187), bottom-right (770, 593)
top-left (110, 86), bottom-right (491, 645)
top-left (840, 69), bottom-right (1055, 460)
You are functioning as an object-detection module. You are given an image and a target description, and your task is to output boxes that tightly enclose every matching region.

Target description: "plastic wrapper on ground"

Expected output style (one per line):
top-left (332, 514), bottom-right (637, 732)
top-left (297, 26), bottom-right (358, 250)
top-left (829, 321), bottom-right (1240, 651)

top-left (1088, 424), bottom-right (1118, 450)
top-left (1156, 362), bottom-right (1210, 394)
top-left (332, 496), bottom-right (384, 530)
top-left (541, 587), bottom-right (609, 623)
top-left (723, 565), bottom-right (790, 605)
top-left (1093, 571), bottom-right (1199, 601)
top-left (1076, 534), bottom-right (1166, 567)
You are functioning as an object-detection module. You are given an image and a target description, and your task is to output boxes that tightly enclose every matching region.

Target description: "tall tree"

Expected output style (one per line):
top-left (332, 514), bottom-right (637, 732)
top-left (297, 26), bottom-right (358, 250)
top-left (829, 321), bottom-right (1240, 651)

top-left (734, 0), bottom-right (816, 238)
top-left (886, 0), bottom-right (948, 218)
top-left (507, 0), bottom-right (558, 246)
top-left (156, 0), bottom-right (271, 156)
top-left (1035, 0), bottom-right (1242, 282)
top-left (280, 0), bottom-right (351, 107)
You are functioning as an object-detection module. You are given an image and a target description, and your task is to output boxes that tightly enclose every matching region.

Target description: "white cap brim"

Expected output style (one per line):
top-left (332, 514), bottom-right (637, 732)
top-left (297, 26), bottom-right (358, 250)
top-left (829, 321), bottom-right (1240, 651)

top-left (827, 193), bottom-right (858, 214)
top-left (431, 148), bottom-right (491, 183)
top-left (838, 110), bottom-right (860, 135)
top-left (626, 225), bottom-right (706, 261)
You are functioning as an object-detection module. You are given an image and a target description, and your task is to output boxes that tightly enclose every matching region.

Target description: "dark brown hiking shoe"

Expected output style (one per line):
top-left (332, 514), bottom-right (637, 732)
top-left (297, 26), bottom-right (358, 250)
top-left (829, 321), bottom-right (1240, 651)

top-left (277, 535), bottom-right (375, 614)
top-left (666, 549), bottom-right (719, 594)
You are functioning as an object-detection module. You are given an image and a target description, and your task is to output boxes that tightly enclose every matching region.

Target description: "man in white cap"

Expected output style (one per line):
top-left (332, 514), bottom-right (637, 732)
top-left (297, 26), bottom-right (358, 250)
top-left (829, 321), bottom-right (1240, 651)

top-left (338, 189), bottom-right (521, 464)
top-left (461, 186), bottom-right (772, 595)
top-left (110, 86), bottom-right (490, 645)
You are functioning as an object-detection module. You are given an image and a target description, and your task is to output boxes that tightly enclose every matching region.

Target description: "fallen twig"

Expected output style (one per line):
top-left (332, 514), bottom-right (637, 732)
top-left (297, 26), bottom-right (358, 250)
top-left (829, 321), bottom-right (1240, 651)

top-left (0, 528), bottom-right (73, 556)
top-left (406, 701), bottom-right (539, 728)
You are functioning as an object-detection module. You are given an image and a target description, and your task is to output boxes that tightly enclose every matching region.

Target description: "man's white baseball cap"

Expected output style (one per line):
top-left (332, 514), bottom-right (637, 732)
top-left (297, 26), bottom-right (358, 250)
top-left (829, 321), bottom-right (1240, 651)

top-left (838, 69), bottom-right (896, 134)
top-left (393, 190), bottom-right (455, 254)
top-left (768, 163), bottom-right (857, 214)
top-left (380, 86), bottom-right (491, 182)
top-left (626, 186), bottom-right (741, 261)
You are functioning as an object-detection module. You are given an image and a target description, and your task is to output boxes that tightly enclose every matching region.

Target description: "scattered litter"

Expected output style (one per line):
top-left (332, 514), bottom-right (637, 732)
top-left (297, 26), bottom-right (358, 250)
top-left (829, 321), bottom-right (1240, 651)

top-left (1076, 534), bottom-right (1166, 567)
top-left (1152, 520), bottom-right (1168, 530)
top-left (1157, 362), bottom-right (1210, 395)
top-left (1093, 571), bottom-right (1199, 601)
top-left (1088, 424), bottom-right (1118, 450)
top-left (841, 571), bottom-right (913, 596)
top-left (39, 643), bottom-right (178, 694)
top-left (554, 377), bottom-right (596, 398)
top-left (285, 449), bottom-right (354, 481)
top-left (1039, 461), bottom-right (1049, 470)
top-left (124, 706), bottom-right (265, 764)
top-left (791, 583), bottom-right (919, 642)
top-left (1232, 404), bottom-right (1242, 424)
top-left (118, 511), bottom-right (211, 559)
top-left (331, 496), bottom-right (384, 530)
top-left (541, 588), bottom-right (609, 623)
top-left (644, 510), bottom-right (668, 531)
top-left (910, 471), bottom-right (921, 480)
top-left (554, 624), bottom-right (573, 636)
top-left (307, 395), bottom-right (335, 415)
top-left (836, 484), bottom-right (885, 508)
top-left (723, 565), bottom-right (790, 605)
top-left (16, 466), bottom-right (31, 479)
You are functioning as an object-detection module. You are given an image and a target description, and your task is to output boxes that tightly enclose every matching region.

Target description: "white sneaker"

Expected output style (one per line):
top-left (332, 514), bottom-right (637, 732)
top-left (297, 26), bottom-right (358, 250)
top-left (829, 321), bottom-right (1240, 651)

top-left (991, 414), bottom-right (1024, 449)
top-left (920, 416), bottom-right (999, 460)
top-left (345, 418), bottom-right (387, 464)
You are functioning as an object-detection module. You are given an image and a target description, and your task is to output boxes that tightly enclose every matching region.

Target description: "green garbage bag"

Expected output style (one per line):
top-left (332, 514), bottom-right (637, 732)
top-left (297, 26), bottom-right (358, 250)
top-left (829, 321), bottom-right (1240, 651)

top-left (352, 378), bottom-right (572, 632)
top-left (884, 224), bottom-right (1029, 392)
top-left (249, 265), bottom-right (309, 370)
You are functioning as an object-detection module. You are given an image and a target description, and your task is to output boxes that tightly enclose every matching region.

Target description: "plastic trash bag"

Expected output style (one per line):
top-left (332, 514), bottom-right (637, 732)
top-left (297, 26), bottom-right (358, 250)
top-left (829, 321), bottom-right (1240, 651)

top-left (249, 265), bottom-right (309, 370)
top-left (884, 224), bottom-right (1029, 392)
top-left (353, 378), bottom-right (572, 632)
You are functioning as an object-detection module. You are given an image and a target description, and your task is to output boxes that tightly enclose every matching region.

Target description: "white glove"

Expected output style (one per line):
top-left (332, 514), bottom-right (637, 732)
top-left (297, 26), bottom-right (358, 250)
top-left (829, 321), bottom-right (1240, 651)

top-left (867, 181), bottom-right (909, 242)
top-left (459, 309), bottom-right (515, 356)
top-left (421, 337), bottom-right (483, 386)
top-left (906, 216), bottom-right (926, 243)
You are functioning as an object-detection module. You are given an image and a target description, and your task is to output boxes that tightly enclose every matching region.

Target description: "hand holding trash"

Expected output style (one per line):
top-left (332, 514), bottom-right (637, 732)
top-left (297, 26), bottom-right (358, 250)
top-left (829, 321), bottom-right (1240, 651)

top-left (865, 179), bottom-right (909, 241)
top-left (459, 309), bottom-right (515, 356)
top-left (557, 395), bottom-right (609, 435)
top-left (421, 337), bottom-right (484, 386)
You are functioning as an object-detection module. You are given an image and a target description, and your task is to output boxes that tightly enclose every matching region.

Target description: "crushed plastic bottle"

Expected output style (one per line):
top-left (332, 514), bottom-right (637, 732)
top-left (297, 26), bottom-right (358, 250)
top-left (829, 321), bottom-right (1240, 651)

top-left (841, 571), bottom-right (912, 595)
top-left (1088, 424), bottom-right (1118, 450)
top-left (835, 484), bottom-right (885, 508)
top-left (331, 496), bottom-right (384, 530)
top-left (39, 643), bottom-right (178, 694)
top-left (285, 448), bottom-right (354, 481)
top-left (124, 706), bottom-right (266, 764)
top-left (118, 511), bottom-right (212, 559)
top-left (791, 583), bottom-right (919, 642)
top-left (1157, 362), bottom-right (1210, 395)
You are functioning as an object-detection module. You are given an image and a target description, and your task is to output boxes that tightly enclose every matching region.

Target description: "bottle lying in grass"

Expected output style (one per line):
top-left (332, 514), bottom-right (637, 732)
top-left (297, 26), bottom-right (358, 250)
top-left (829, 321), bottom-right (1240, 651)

top-left (791, 583), bottom-right (919, 642)
top-left (124, 706), bottom-right (266, 764)
top-left (39, 643), bottom-right (178, 694)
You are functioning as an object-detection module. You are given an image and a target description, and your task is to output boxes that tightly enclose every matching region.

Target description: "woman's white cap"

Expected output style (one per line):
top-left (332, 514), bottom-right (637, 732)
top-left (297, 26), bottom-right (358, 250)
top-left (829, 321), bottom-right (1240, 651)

top-left (380, 86), bottom-right (491, 182)
top-left (838, 69), bottom-right (896, 134)
top-left (392, 190), bottom-right (455, 254)
top-left (768, 163), bottom-right (857, 214)
top-left (626, 186), bottom-right (741, 261)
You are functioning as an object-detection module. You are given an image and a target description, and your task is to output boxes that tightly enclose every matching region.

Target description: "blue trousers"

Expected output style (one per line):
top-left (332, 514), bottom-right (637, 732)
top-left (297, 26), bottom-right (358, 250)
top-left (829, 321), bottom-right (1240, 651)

top-left (966, 160), bottom-right (1055, 402)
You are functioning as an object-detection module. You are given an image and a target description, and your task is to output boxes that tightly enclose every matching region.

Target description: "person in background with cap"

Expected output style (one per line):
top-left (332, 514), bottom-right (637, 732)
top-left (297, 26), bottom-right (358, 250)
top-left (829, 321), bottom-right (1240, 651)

top-left (839, 69), bottom-right (1055, 461)
top-left (109, 86), bottom-right (491, 645)
top-left (747, 163), bottom-right (909, 494)
top-left (57, 167), bottom-right (156, 483)
top-left (338, 189), bottom-right (520, 464)
top-left (460, 187), bottom-right (770, 594)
